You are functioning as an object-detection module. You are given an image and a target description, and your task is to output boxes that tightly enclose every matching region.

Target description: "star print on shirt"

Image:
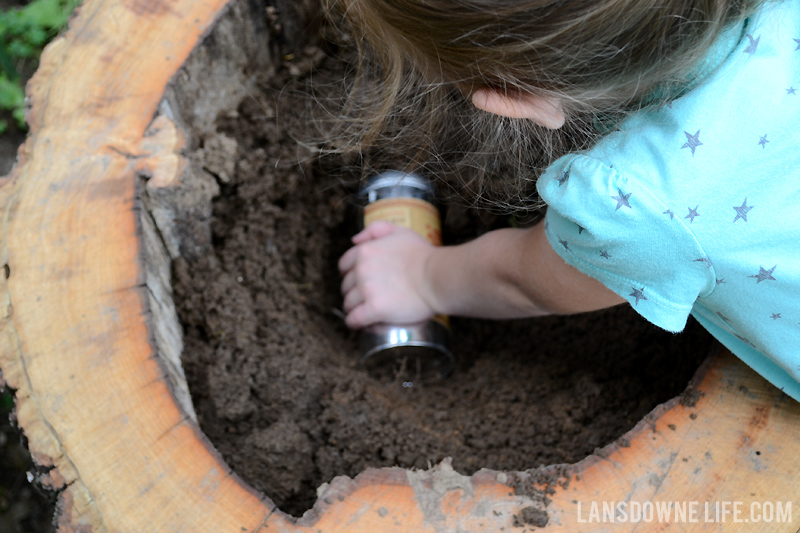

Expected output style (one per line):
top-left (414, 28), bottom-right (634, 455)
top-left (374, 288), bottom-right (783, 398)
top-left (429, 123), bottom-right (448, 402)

top-left (663, 209), bottom-right (675, 219)
top-left (599, 250), bottom-right (610, 259)
top-left (716, 277), bottom-right (726, 285)
top-left (749, 265), bottom-right (777, 284)
top-left (557, 169), bottom-right (570, 187)
top-left (629, 287), bottom-right (647, 305)
top-left (758, 134), bottom-right (770, 148)
top-left (577, 225), bottom-right (585, 234)
top-left (788, 87), bottom-right (797, 95)
top-left (557, 237), bottom-right (569, 250)
top-left (685, 205), bottom-right (700, 223)
top-left (794, 38), bottom-right (800, 51)
top-left (681, 130), bottom-right (703, 156)
top-left (771, 313), bottom-right (782, 320)
top-left (611, 188), bottom-right (632, 210)
top-left (744, 34), bottom-right (760, 54)
top-left (733, 198), bottom-right (754, 222)
top-left (694, 257), bottom-right (712, 268)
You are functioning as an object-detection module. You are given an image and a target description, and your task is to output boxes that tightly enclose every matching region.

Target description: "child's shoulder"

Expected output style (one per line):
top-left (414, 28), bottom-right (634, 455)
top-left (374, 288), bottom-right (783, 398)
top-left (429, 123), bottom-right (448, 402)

top-left (539, 0), bottom-right (800, 202)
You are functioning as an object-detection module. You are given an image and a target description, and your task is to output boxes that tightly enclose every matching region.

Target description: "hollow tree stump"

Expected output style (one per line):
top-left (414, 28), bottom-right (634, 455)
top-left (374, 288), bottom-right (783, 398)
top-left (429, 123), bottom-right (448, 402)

top-left (0, 0), bottom-right (798, 530)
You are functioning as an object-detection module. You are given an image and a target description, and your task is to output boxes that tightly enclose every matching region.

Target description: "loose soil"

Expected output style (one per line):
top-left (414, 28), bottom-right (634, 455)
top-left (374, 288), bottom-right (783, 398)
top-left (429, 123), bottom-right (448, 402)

top-left (173, 50), bottom-right (713, 518)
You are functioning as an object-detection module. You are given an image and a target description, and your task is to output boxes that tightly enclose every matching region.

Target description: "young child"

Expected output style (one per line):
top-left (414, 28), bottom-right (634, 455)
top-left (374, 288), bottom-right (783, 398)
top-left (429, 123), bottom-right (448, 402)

top-left (335, 0), bottom-right (800, 401)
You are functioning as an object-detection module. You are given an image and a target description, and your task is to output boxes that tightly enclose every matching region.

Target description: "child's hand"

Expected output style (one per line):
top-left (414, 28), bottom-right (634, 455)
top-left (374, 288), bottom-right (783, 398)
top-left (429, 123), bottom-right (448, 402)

top-left (338, 221), bottom-right (438, 329)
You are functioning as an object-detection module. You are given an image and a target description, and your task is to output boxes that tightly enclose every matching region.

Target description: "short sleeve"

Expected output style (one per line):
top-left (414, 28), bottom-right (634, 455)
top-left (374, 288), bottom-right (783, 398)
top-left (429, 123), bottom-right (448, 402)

top-left (537, 154), bottom-right (717, 333)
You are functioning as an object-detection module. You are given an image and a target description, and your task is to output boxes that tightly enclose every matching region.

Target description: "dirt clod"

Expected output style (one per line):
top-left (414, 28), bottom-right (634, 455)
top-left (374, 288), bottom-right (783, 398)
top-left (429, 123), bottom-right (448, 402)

top-left (514, 506), bottom-right (549, 528)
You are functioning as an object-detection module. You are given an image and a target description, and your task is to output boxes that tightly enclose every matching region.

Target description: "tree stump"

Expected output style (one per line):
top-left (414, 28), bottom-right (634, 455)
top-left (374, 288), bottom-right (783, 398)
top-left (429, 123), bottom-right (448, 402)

top-left (0, 0), bottom-right (798, 530)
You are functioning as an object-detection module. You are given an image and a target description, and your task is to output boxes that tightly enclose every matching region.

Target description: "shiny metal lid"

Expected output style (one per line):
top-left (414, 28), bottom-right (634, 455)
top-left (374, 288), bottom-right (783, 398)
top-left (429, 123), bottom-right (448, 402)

top-left (359, 171), bottom-right (434, 204)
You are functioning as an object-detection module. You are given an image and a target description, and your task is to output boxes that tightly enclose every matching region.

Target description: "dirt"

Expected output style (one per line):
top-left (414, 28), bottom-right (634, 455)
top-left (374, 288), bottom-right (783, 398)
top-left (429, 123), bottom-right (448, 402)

top-left (172, 47), bottom-right (713, 519)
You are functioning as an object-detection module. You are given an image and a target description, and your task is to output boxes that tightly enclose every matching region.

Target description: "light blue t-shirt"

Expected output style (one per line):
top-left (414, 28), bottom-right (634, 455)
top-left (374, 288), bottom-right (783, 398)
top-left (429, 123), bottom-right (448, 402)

top-left (537, 0), bottom-right (800, 401)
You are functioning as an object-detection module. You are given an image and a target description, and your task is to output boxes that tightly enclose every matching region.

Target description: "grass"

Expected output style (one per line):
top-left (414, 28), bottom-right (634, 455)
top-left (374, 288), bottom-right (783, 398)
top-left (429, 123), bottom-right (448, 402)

top-left (0, 0), bottom-right (79, 134)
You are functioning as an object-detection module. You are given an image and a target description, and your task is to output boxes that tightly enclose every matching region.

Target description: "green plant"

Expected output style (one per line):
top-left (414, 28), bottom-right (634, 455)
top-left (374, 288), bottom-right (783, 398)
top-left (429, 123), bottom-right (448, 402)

top-left (0, 0), bottom-right (79, 133)
top-left (0, 388), bottom-right (13, 411)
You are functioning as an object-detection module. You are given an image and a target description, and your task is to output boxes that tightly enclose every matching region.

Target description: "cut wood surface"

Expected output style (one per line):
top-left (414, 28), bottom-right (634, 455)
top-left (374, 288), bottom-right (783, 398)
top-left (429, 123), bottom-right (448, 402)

top-left (0, 0), bottom-right (797, 531)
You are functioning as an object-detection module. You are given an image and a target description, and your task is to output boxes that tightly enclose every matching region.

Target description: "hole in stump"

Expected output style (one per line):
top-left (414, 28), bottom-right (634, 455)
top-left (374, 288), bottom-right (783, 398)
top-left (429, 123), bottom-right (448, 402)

top-left (172, 14), bottom-right (711, 519)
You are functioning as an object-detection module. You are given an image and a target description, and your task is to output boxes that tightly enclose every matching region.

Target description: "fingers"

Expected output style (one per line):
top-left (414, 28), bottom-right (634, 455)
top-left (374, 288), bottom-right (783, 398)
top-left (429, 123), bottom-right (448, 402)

top-left (338, 245), bottom-right (358, 275)
top-left (341, 269), bottom-right (356, 295)
top-left (345, 303), bottom-right (374, 330)
top-left (339, 220), bottom-right (404, 275)
top-left (338, 222), bottom-right (394, 274)
top-left (341, 266), bottom-right (384, 328)
top-left (339, 256), bottom-right (374, 328)
top-left (339, 251), bottom-right (387, 329)
top-left (337, 221), bottom-right (426, 329)
top-left (351, 220), bottom-right (397, 244)
top-left (342, 281), bottom-right (362, 314)
top-left (342, 285), bottom-right (379, 329)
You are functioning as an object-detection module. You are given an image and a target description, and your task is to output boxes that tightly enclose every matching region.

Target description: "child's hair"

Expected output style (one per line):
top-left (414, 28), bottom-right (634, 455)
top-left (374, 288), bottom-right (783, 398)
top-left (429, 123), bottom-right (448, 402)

top-left (321, 0), bottom-right (762, 210)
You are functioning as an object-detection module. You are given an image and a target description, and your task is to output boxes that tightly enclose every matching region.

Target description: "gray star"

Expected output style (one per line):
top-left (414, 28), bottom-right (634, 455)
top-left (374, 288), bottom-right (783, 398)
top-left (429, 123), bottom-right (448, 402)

top-left (681, 130), bottom-right (703, 156)
top-left (715, 277), bottom-right (726, 285)
top-left (611, 188), bottom-right (632, 210)
top-left (663, 209), bottom-right (675, 219)
top-left (749, 265), bottom-right (777, 284)
top-left (788, 87), bottom-right (797, 95)
top-left (557, 169), bottom-right (570, 187)
top-left (694, 257), bottom-right (712, 268)
top-left (771, 313), bottom-right (782, 320)
top-left (599, 250), bottom-right (611, 259)
top-left (794, 38), bottom-right (800, 51)
top-left (744, 34), bottom-right (760, 54)
top-left (577, 225), bottom-right (585, 234)
top-left (716, 311), bottom-right (730, 323)
top-left (557, 237), bottom-right (569, 250)
top-left (733, 198), bottom-right (754, 223)
top-left (629, 287), bottom-right (647, 305)
top-left (685, 205), bottom-right (700, 223)
top-left (758, 134), bottom-right (770, 149)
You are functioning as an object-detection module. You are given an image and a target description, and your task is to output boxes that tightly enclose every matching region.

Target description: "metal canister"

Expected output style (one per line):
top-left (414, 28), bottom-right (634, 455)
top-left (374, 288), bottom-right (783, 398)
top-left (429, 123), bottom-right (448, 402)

top-left (357, 170), bottom-right (453, 383)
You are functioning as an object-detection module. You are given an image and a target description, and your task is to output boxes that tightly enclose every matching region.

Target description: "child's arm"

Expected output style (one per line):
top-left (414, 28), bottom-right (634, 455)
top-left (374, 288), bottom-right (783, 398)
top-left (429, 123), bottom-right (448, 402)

top-left (338, 220), bottom-right (625, 329)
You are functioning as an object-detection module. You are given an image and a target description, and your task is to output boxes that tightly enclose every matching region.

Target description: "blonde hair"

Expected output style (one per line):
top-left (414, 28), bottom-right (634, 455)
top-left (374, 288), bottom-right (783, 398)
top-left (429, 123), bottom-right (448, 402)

top-left (321, 0), bottom-right (761, 210)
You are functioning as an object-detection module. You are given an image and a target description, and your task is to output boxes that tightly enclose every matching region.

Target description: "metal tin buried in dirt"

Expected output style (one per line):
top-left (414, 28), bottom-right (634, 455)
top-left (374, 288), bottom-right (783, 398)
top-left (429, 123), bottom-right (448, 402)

top-left (357, 171), bottom-right (453, 383)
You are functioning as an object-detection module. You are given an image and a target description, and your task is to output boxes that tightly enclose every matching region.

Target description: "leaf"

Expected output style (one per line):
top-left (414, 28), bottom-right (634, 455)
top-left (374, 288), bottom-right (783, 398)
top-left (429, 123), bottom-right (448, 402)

top-left (12, 106), bottom-right (25, 129)
top-left (0, 0), bottom-right (78, 136)
top-left (0, 74), bottom-right (25, 110)
top-left (27, 26), bottom-right (49, 47)
top-left (6, 40), bottom-right (36, 60)
top-left (0, 41), bottom-right (19, 80)
top-left (20, 0), bottom-right (70, 29)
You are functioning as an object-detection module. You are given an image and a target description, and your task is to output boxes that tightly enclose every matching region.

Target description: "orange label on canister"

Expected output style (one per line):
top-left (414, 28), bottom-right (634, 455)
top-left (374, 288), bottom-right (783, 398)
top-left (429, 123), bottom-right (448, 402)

top-left (364, 197), bottom-right (442, 246)
top-left (364, 196), bottom-right (448, 328)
